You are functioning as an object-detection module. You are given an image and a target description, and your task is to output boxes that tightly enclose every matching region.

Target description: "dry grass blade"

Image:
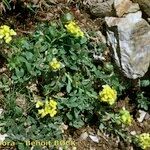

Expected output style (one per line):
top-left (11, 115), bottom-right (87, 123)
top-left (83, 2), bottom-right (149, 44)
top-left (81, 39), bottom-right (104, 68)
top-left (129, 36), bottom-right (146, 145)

top-left (0, 2), bottom-right (6, 13)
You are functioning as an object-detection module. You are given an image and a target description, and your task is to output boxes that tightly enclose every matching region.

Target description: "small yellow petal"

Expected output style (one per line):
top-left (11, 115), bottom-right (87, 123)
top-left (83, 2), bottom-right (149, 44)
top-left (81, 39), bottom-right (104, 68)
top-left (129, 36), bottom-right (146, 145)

top-left (36, 100), bottom-right (44, 108)
top-left (38, 109), bottom-right (47, 118)
top-left (0, 34), bottom-right (4, 39)
top-left (49, 58), bottom-right (61, 70)
top-left (2, 25), bottom-right (10, 32)
top-left (49, 99), bottom-right (57, 108)
top-left (65, 21), bottom-right (84, 38)
top-left (5, 36), bottom-right (12, 43)
top-left (49, 109), bottom-right (57, 117)
top-left (10, 29), bottom-right (17, 35)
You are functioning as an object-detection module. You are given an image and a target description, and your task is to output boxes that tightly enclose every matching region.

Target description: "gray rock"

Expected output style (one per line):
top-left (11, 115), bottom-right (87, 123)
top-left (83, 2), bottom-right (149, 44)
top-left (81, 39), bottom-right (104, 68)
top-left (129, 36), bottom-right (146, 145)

top-left (89, 135), bottom-right (100, 143)
top-left (114, 0), bottom-right (140, 17)
top-left (130, 131), bottom-right (137, 135)
top-left (79, 132), bottom-right (89, 140)
top-left (132, 0), bottom-right (150, 17)
top-left (145, 113), bottom-right (150, 120)
top-left (97, 31), bottom-right (107, 44)
top-left (59, 123), bottom-right (68, 133)
top-left (105, 11), bottom-right (150, 79)
top-left (83, 0), bottom-right (114, 17)
top-left (137, 110), bottom-right (147, 122)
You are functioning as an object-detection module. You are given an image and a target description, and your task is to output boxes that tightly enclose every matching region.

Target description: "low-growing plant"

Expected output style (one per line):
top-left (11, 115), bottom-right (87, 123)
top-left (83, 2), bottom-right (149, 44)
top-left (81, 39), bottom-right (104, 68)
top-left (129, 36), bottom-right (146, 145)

top-left (6, 20), bottom-right (126, 126)
top-left (0, 16), bottom-right (132, 149)
top-left (0, 88), bottom-right (63, 149)
top-left (133, 133), bottom-right (150, 150)
top-left (136, 92), bottom-right (150, 111)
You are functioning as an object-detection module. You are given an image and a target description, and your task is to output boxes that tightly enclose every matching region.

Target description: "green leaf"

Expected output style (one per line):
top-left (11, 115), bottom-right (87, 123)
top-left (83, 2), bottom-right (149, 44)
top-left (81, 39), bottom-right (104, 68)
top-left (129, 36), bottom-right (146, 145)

top-left (72, 119), bottom-right (84, 128)
top-left (66, 79), bottom-right (72, 93)
top-left (18, 56), bottom-right (27, 63)
top-left (24, 51), bottom-right (34, 61)
top-left (86, 91), bottom-right (98, 99)
top-left (140, 80), bottom-right (150, 87)
top-left (66, 112), bottom-right (73, 120)
top-left (15, 68), bottom-right (24, 78)
top-left (80, 37), bottom-right (87, 44)
top-left (2, 0), bottom-right (11, 10)
top-left (61, 12), bottom-right (74, 23)
top-left (65, 73), bottom-right (72, 82)
top-left (17, 143), bottom-right (29, 150)
top-left (74, 108), bottom-right (79, 119)
top-left (24, 62), bottom-right (31, 72)
top-left (49, 26), bottom-right (56, 37)
top-left (14, 106), bottom-right (23, 117)
top-left (33, 146), bottom-right (42, 150)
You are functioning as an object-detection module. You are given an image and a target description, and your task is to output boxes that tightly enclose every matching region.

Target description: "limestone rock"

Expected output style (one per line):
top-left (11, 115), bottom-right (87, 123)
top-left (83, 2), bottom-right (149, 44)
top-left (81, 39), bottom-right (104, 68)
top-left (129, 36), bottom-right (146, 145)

top-left (89, 135), bottom-right (100, 143)
top-left (83, 0), bottom-right (114, 17)
top-left (130, 131), bottom-right (137, 135)
top-left (114, 0), bottom-right (140, 17)
top-left (137, 110), bottom-right (147, 123)
top-left (145, 113), bottom-right (150, 120)
top-left (79, 132), bottom-right (89, 140)
top-left (132, 0), bottom-right (150, 17)
top-left (105, 11), bottom-right (150, 79)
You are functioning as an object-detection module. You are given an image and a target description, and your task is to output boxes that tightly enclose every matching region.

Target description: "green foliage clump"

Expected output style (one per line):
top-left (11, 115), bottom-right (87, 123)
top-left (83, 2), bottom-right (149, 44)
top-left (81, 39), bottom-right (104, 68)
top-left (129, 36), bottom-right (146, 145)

top-left (0, 19), bottom-right (131, 149)
top-left (136, 79), bottom-right (150, 111)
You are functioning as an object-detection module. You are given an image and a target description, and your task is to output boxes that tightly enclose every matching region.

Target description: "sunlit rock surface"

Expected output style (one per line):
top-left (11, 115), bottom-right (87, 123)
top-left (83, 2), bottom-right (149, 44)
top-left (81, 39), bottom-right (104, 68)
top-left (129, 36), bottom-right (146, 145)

top-left (105, 11), bottom-right (150, 79)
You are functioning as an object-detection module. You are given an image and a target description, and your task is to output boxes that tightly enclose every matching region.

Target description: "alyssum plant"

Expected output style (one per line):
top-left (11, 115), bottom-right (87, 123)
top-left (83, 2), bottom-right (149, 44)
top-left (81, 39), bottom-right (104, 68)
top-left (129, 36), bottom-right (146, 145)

top-left (0, 15), bottom-right (135, 150)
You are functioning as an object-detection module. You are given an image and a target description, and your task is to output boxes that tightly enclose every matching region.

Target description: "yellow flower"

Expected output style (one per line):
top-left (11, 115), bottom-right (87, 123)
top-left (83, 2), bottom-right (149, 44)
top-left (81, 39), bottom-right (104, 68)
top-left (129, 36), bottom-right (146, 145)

top-left (136, 133), bottom-right (150, 149)
top-left (5, 36), bottom-right (12, 44)
top-left (0, 25), bottom-right (17, 43)
top-left (49, 99), bottom-right (57, 108)
top-left (38, 109), bottom-right (47, 118)
top-left (9, 29), bottom-right (17, 36)
top-left (36, 98), bottom-right (57, 118)
top-left (65, 21), bottom-right (84, 38)
top-left (119, 107), bottom-right (132, 125)
top-left (49, 109), bottom-right (57, 117)
top-left (45, 99), bottom-right (57, 117)
top-left (36, 100), bottom-right (44, 108)
top-left (99, 85), bottom-right (117, 105)
top-left (49, 58), bottom-right (61, 71)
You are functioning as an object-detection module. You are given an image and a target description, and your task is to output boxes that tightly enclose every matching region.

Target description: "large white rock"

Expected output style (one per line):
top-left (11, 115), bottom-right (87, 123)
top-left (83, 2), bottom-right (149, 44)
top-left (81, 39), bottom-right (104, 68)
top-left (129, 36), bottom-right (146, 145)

top-left (132, 0), bottom-right (150, 17)
top-left (105, 11), bottom-right (150, 79)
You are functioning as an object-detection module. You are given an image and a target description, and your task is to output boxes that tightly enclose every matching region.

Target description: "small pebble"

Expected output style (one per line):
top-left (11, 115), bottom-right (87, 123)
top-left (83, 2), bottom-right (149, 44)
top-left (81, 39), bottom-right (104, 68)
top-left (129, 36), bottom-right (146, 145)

top-left (89, 135), bottom-right (100, 143)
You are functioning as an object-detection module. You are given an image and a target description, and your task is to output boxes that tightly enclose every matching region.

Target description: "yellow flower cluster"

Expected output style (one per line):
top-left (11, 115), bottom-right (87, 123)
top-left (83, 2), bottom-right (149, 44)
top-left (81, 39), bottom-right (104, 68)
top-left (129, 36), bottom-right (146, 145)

top-left (119, 108), bottom-right (132, 125)
top-left (136, 133), bottom-right (150, 149)
top-left (65, 21), bottom-right (84, 38)
top-left (36, 100), bottom-right (43, 108)
top-left (99, 85), bottom-right (117, 105)
top-left (36, 99), bottom-right (57, 118)
top-left (49, 58), bottom-right (61, 71)
top-left (0, 25), bottom-right (17, 43)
